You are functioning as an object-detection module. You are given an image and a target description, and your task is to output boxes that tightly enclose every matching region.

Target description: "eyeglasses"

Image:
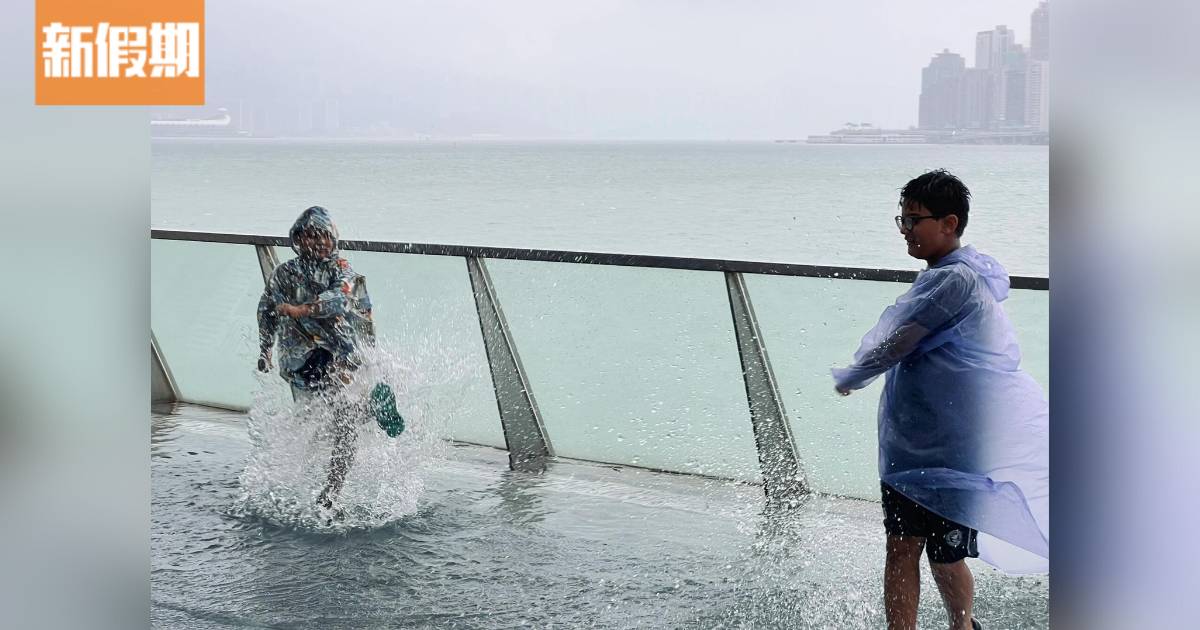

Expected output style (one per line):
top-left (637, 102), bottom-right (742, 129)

top-left (894, 214), bottom-right (940, 231)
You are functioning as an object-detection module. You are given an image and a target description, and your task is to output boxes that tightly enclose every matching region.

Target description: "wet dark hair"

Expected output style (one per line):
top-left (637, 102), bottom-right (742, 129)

top-left (298, 227), bottom-right (333, 239)
top-left (899, 169), bottom-right (970, 236)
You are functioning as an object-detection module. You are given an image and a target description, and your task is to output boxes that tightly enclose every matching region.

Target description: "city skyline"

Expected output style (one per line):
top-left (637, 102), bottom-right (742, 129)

top-left (155, 1), bottom-right (1044, 139)
top-left (917, 1), bottom-right (1048, 134)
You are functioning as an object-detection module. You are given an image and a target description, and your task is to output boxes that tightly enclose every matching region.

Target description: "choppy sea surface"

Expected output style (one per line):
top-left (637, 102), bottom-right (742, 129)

top-left (152, 140), bottom-right (1048, 276)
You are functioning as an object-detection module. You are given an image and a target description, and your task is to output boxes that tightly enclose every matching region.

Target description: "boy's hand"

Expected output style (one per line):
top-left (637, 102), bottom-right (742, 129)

top-left (257, 349), bottom-right (272, 373)
top-left (277, 303), bottom-right (314, 318)
top-left (835, 386), bottom-right (851, 397)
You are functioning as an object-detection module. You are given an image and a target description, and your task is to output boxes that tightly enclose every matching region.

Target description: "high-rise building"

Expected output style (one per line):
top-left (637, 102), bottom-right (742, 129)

top-left (975, 26), bottom-right (1017, 128)
top-left (975, 25), bottom-right (1015, 70)
top-left (1030, 2), bottom-right (1049, 62)
top-left (974, 31), bottom-right (992, 70)
top-left (1026, 2), bottom-right (1050, 132)
top-left (957, 68), bottom-right (992, 129)
top-left (918, 50), bottom-right (966, 129)
top-left (915, 8), bottom-right (1049, 133)
top-left (1001, 45), bottom-right (1028, 126)
top-left (1025, 60), bottom-right (1050, 131)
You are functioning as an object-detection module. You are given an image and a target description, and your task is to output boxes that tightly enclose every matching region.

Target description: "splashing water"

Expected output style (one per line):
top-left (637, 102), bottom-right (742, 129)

top-left (232, 333), bottom-right (476, 532)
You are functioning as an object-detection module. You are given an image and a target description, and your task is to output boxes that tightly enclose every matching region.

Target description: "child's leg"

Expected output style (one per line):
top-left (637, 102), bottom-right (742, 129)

top-left (318, 412), bottom-right (358, 507)
top-left (317, 390), bottom-right (365, 509)
top-left (885, 534), bottom-right (925, 630)
top-left (931, 559), bottom-right (975, 630)
top-left (922, 510), bottom-right (979, 630)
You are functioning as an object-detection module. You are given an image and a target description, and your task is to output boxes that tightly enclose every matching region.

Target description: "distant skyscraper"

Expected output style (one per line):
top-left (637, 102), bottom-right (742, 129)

top-left (974, 32), bottom-right (991, 70)
top-left (915, 10), bottom-right (1050, 133)
top-left (1030, 2), bottom-right (1049, 62)
top-left (1025, 61), bottom-right (1049, 131)
top-left (919, 50), bottom-right (965, 129)
top-left (974, 25), bottom-right (1024, 128)
top-left (975, 25), bottom-right (1015, 70)
top-left (1026, 3), bottom-right (1050, 132)
top-left (975, 26), bottom-right (1017, 128)
top-left (1002, 45), bottom-right (1028, 126)
top-left (957, 68), bottom-right (992, 129)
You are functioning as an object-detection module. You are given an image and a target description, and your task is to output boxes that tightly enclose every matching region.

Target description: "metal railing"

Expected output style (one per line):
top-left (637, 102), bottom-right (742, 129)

top-left (151, 229), bottom-right (1049, 505)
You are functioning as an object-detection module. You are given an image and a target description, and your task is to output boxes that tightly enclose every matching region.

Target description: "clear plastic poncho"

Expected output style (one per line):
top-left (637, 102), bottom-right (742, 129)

top-left (832, 245), bottom-right (1049, 574)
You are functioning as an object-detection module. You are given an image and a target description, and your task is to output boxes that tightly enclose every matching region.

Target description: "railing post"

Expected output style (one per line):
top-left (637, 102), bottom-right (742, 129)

top-left (255, 244), bottom-right (280, 284)
top-left (151, 331), bottom-right (179, 404)
top-left (725, 271), bottom-right (808, 506)
top-left (466, 257), bottom-right (552, 472)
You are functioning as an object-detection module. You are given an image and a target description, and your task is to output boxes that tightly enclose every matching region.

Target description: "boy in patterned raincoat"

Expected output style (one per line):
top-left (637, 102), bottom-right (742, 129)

top-left (256, 205), bottom-right (375, 512)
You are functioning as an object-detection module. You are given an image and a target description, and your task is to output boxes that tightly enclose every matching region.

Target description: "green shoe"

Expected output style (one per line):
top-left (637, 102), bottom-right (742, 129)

top-left (370, 382), bottom-right (405, 437)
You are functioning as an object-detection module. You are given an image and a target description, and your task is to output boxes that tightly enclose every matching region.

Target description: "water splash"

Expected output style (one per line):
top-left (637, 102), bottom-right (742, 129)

top-left (231, 333), bottom-right (477, 532)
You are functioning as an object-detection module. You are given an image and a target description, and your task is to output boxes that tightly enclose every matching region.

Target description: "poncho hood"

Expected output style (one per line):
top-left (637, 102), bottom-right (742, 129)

top-left (289, 206), bottom-right (340, 260)
top-left (932, 245), bottom-right (1010, 302)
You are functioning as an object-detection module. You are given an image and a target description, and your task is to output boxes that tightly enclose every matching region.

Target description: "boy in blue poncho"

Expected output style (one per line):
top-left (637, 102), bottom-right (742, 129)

top-left (256, 206), bottom-right (376, 514)
top-left (834, 171), bottom-right (1049, 630)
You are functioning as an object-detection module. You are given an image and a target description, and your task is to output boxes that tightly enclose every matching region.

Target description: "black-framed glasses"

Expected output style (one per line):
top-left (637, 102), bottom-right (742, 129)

top-left (894, 214), bottom-right (940, 231)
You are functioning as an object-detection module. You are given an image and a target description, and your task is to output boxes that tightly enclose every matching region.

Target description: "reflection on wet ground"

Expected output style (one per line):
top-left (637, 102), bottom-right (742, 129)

top-left (152, 403), bottom-right (1048, 629)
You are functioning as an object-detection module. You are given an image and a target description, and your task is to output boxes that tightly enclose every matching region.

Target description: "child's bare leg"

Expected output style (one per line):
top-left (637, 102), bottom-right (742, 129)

top-left (315, 368), bottom-right (365, 512)
top-left (885, 534), bottom-right (925, 630)
top-left (931, 559), bottom-right (975, 630)
top-left (317, 414), bottom-right (357, 508)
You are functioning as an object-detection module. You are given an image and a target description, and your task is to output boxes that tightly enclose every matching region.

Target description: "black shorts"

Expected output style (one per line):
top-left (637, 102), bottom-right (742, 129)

top-left (881, 482), bottom-right (979, 564)
top-left (296, 349), bottom-right (338, 390)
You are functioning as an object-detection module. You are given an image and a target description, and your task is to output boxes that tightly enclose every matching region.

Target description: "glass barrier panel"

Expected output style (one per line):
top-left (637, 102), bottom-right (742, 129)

top-left (486, 259), bottom-right (761, 482)
top-left (155, 236), bottom-right (1047, 486)
top-left (1003, 288), bottom-right (1050, 393)
top-left (746, 274), bottom-right (1050, 500)
top-left (273, 248), bottom-right (506, 448)
top-left (151, 240), bottom-right (266, 409)
top-left (744, 275), bottom-right (894, 500)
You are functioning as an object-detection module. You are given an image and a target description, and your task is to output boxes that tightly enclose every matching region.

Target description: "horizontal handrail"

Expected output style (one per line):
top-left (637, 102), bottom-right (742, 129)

top-left (151, 229), bottom-right (1050, 290)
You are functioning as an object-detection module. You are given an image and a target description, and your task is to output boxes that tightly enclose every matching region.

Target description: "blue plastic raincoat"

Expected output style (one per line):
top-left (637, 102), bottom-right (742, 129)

top-left (257, 206), bottom-right (375, 390)
top-left (833, 245), bottom-right (1049, 574)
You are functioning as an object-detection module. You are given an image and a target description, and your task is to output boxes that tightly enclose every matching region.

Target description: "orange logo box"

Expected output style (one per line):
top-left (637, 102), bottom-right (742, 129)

top-left (35, 0), bottom-right (204, 105)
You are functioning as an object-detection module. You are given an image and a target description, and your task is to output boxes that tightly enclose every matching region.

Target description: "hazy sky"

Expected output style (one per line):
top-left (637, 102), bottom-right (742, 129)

top-left (206, 0), bottom-right (1044, 139)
